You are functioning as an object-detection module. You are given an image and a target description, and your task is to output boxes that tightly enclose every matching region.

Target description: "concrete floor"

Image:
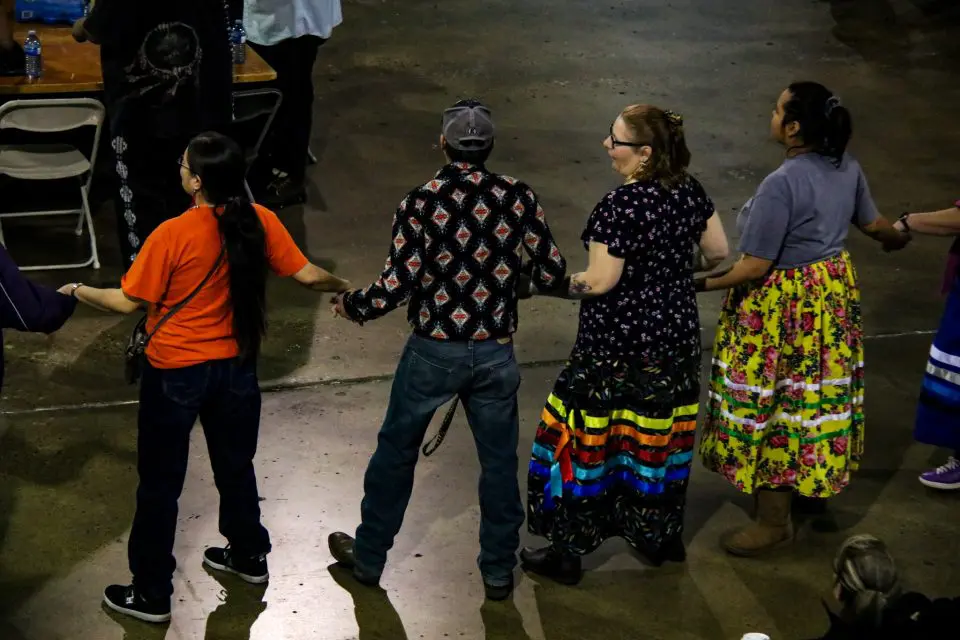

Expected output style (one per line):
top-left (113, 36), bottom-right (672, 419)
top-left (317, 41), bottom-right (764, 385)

top-left (2, 0), bottom-right (960, 638)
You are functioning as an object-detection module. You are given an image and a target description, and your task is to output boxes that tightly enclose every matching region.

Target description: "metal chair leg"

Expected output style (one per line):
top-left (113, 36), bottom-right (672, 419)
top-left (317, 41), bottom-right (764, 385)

top-left (80, 184), bottom-right (100, 269)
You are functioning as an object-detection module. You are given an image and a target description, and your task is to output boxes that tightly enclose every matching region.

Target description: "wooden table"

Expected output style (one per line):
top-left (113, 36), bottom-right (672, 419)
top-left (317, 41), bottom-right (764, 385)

top-left (0, 25), bottom-right (276, 95)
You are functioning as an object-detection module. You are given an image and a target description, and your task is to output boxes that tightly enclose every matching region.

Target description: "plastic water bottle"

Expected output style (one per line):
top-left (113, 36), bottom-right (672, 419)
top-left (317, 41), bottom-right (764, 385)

top-left (24, 31), bottom-right (42, 80)
top-left (230, 20), bottom-right (246, 65)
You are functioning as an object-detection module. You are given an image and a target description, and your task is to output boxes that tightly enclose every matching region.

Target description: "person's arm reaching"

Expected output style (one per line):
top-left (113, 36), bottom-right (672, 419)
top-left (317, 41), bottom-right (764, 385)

top-left (73, 0), bottom-right (116, 44)
top-left (895, 201), bottom-right (960, 237)
top-left (852, 167), bottom-right (910, 251)
top-left (58, 284), bottom-right (142, 314)
top-left (696, 174), bottom-right (789, 292)
top-left (336, 197), bottom-right (425, 324)
top-left (257, 206), bottom-right (350, 292)
top-left (519, 187), bottom-right (567, 290)
top-left (694, 211), bottom-right (730, 272)
top-left (523, 193), bottom-right (630, 300)
top-left (0, 246), bottom-right (77, 333)
top-left (292, 262), bottom-right (350, 292)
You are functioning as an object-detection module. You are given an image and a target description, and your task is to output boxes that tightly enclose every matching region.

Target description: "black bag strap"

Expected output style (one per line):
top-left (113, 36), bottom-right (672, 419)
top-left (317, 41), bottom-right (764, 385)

top-left (145, 246), bottom-right (226, 344)
top-left (422, 396), bottom-right (460, 457)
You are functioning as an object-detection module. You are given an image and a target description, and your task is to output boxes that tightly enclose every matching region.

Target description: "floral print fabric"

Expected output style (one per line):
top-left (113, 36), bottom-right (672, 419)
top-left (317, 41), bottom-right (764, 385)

top-left (699, 252), bottom-right (865, 498)
top-left (575, 175), bottom-right (713, 360)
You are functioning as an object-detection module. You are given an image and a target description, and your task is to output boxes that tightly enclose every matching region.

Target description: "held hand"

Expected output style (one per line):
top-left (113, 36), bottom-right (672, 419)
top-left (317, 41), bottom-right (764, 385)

top-left (882, 231), bottom-right (911, 253)
top-left (330, 291), bottom-right (355, 320)
top-left (57, 283), bottom-right (77, 296)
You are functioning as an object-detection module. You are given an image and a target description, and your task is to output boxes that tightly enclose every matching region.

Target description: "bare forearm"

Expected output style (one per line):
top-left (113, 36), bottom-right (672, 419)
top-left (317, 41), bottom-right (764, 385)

top-left (307, 272), bottom-right (350, 292)
top-left (700, 257), bottom-right (768, 292)
top-left (534, 272), bottom-right (608, 300)
top-left (75, 286), bottom-right (140, 314)
top-left (901, 207), bottom-right (960, 236)
top-left (294, 263), bottom-right (350, 292)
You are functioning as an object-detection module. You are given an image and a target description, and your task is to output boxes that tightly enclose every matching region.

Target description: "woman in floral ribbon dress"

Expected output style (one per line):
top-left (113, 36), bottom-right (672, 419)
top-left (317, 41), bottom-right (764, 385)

top-left (697, 82), bottom-right (908, 557)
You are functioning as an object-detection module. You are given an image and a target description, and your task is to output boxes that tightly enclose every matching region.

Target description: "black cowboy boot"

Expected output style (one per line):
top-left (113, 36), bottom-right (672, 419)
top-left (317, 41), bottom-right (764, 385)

top-left (520, 545), bottom-right (582, 585)
top-left (328, 532), bottom-right (380, 586)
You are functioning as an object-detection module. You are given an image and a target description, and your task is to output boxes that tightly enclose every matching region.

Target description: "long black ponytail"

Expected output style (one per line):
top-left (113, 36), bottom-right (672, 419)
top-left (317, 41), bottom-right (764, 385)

top-left (187, 132), bottom-right (268, 360)
top-left (783, 81), bottom-right (853, 166)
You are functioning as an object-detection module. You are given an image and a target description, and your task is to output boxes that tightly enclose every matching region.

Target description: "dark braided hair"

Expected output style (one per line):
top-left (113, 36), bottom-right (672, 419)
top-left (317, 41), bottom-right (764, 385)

top-left (187, 132), bottom-right (268, 360)
top-left (782, 81), bottom-right (852, 166)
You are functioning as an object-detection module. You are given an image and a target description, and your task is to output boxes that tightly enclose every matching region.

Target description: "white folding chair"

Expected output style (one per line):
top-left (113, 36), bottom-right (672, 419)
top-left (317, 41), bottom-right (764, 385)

top-left (0, 97), bottom-right (105, 271)
top-left (230, 88), bottom-right (283, 202)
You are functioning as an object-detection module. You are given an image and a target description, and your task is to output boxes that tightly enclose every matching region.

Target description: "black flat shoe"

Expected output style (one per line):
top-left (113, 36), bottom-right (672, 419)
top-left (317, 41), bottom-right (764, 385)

top-left (639, 538), bottom-right (687, 567)
top-left (519, 546), bottom-right (582, 585)
top-left (327, 532), bottom-right (380, 586)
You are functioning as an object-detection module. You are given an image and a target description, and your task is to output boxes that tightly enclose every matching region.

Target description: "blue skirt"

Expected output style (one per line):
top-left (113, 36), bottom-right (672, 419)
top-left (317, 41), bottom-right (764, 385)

top-left (915, 275), bottom-right (960, 451)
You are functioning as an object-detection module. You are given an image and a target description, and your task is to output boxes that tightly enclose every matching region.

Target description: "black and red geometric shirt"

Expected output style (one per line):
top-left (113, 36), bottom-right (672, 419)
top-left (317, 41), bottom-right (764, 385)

top-left (342, 162), bottom-right (567, 341)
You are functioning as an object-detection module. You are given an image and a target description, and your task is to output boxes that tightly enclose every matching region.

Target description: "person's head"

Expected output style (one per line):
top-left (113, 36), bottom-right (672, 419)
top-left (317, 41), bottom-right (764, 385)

top-left (180, 132), bottom-right (248, 205)
top-left (832, 534), bottom-right (901, 629)
top-left (181, 132), bottom-right (268, 360)
top-left (771, 82), bottom-right (852, 165)
top-left (603, 104), bottom-right (691, 187)
top-left (440, 99), bottom-right (495, 166)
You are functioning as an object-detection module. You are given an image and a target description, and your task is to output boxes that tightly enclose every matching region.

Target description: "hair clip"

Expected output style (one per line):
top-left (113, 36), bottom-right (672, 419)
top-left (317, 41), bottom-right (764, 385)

top-left (825, 96), bottom-right (842, 116)
top-left (664, 109), bottom-right (684, 128)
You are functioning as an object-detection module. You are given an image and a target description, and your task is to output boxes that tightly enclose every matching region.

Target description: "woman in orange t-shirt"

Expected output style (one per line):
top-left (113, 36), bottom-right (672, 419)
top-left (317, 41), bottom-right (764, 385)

top-left (59, 132), bottom-right (350, 624)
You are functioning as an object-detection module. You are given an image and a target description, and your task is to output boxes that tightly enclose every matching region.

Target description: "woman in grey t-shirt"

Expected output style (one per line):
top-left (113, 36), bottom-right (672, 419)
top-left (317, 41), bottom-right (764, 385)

top-left (696, 82), bottom-right (908, 558)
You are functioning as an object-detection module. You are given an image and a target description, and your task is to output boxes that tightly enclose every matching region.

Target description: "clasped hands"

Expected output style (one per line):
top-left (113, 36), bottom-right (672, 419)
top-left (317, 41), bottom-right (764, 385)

top-left (330, 290), bottom-right (360, 324)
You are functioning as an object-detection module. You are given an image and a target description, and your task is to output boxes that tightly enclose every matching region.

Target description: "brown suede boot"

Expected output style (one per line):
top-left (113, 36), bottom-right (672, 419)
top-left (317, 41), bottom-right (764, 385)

top-left (721, 489), bottom-right (794, 557)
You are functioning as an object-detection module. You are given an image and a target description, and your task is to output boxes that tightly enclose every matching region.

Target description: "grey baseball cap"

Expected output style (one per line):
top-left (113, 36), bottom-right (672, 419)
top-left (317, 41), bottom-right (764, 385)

top-left (442, 100), bottom-right (495, 151)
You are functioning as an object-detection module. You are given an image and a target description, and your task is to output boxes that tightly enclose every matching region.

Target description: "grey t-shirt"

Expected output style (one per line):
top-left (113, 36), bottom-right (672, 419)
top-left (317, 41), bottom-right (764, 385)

top-left (736, 153), bottom-right (880, 268)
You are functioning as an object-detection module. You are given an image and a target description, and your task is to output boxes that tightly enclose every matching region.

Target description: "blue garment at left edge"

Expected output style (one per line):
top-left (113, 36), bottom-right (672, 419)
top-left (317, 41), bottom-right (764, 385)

top-left (915, 271), bottom-right (960, 451)
top-left (0, 245), bottom-right (77, 394)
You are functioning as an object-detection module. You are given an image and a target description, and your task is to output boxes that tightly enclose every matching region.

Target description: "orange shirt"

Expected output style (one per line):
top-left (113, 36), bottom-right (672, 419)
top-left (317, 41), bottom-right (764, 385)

top-left (121, 204), bottom-right (309, 369)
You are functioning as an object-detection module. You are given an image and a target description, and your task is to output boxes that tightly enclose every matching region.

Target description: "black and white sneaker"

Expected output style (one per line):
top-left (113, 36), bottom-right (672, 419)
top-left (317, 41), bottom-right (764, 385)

top-left (203, 546), bottom-right (269, 584)
top-left (102, 584), bottom-right (171, 623)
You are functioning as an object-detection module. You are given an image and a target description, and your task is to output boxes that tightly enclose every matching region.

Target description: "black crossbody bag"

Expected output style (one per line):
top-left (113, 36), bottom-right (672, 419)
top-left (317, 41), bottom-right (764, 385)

top-left (124, 247), bottom-right (225, 385)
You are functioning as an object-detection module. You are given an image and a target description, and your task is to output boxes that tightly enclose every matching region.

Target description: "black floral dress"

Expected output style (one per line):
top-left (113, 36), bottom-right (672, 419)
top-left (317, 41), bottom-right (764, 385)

top-left (526, 176), bottom-right (714, 558)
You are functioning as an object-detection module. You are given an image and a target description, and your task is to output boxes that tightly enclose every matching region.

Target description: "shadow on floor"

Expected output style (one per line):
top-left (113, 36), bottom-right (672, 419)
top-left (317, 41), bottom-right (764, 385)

top-left (826, 0), bottom-right (960, 71)
top-left (0, 409), bottom-right (140, 618)
top-left (327, 564), bottom-right (407, 640)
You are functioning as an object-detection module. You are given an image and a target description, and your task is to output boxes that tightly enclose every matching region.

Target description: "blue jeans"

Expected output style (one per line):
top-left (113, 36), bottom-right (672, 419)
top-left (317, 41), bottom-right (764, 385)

top-left (354, 334), bottom-right (523, 586)
top-left (129, 358), bottom-right (271, 599)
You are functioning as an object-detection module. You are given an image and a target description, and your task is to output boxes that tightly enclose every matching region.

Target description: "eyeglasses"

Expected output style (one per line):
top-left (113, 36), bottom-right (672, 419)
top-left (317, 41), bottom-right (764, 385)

top-left (178, 157), bottom-right (194, 174)
top-left (609, 124), bottom-right (648, 148)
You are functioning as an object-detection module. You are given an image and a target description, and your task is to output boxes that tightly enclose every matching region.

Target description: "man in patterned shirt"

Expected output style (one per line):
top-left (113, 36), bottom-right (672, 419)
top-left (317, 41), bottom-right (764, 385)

top-left (328, 99), bottom-right (566, 600)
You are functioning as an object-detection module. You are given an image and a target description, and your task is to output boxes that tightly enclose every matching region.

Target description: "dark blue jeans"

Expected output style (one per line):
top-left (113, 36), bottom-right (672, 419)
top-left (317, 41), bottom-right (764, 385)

top-left (354, 334), bottom-right (523, 586)
top-left (129, 358), bottom-right (271, 599)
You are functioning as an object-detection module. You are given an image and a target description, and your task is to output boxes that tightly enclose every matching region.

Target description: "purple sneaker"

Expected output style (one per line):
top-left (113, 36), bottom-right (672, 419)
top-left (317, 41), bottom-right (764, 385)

top-left (919, 456), bottom-right (960, 490)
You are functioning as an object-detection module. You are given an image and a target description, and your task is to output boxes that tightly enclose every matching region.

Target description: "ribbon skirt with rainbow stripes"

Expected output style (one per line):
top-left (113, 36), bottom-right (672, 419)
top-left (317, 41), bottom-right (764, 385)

top-left (527, 356), bottom-right (701, 556)
top-left (699, 251), bottom-right (865, 498)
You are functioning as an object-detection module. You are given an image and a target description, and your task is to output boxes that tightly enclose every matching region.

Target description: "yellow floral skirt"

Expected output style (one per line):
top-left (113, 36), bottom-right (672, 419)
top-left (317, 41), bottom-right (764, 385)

top-left (699, 252), bottom-right (865, 498)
